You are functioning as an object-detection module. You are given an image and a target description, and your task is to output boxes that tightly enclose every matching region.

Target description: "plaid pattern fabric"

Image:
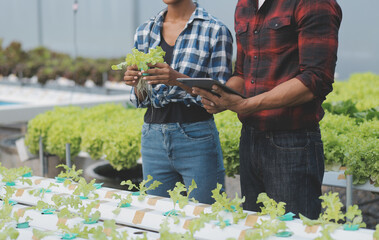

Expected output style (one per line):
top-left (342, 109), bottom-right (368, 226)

top-left (234, 0), bottom-right (342, 130)
top-left (130, 3), bottom-right (233, 108)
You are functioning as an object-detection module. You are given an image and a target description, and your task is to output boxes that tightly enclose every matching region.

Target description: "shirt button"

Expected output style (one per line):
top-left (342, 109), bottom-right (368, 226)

top-left (254, 30), bottom-right (258, 34)
top-left (251, 80), bottom-right (255, 84)
top-left (254, 55), bottom-right (257, 59)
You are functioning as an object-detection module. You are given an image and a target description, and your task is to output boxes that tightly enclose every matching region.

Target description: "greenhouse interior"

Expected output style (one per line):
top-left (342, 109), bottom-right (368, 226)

top-left (0, 0), bottom-right (378, 239)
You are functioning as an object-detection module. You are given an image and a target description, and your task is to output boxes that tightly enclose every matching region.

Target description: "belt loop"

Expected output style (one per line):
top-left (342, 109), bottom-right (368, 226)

top-left (265, 132), bottom-right (270, 139)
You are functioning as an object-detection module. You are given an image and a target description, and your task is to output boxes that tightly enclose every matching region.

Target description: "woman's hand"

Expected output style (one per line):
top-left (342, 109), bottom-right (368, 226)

top-left (123, 65), bottom-right (140, 87)
top-left (141, 62), bottom-right (180, 86)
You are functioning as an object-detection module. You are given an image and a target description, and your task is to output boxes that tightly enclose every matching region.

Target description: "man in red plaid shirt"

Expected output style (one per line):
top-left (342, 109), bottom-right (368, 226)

top-left (193, 0), bottom-right (342, 219)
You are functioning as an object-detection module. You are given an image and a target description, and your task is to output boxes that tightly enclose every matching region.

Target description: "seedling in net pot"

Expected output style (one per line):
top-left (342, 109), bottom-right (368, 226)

top-left (0, 164), bottom-right (32, 186)
top-left (256, 192), bottom-right (286, 219)
top-left (211, 183), bottom-right (247, 224)
top-left (121, 175), bottom-right (162, 201)
top-left (166, 180), bottom-right (198, 217)
top-left (112, 193), bottom-right (133, 215)
top-left (56, 164), bottom-right (83, 185)
top-left (73, 178), bottom-right (99, 200)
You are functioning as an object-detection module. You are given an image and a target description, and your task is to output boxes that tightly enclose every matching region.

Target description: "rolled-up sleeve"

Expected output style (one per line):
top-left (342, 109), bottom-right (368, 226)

top-left (295, 0), bottom-right (342, 100)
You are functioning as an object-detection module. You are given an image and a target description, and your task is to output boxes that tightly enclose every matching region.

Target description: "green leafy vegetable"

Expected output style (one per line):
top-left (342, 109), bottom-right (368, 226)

top-left (319, 192), bottom-right (345, 223)
top-left (168, 179), bottom-right (198, 211)
top-left (111, 47), bottom-right (165, 95)
top-left (111, 47), bottom-right (165, 72)
top-left (121, 175), bottom-right (162, 201)
top-left (0, 164), bottom-right (32, 185)
top-left (345, 205), bottom-right (366, 228)
top-left (314, 223), bottom-right (340, 240)
top-left (256, 193), bottom-right (286, 219)
top-left (57, 164), bottom-right (83, 185)
top-left (72, 178), bottom-right (99, 199)
top-left (112, 193), bottom-right (133, 215)
top-left (0, 226), bottom-right (19, 240)
top-left (244, 219), bottom-right (287, 240)
top-left (374, 224), bottom-right (379, 240)
top-left (78, 200), bottom-right (101, 223)
top-left (32, 229), bottom-right (54, 240)
top-left (211, 183), bottom-right (247, 224)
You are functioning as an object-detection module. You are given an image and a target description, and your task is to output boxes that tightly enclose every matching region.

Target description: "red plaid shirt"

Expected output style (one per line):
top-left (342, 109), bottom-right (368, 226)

top-left (234, 0), bottom-right (342, 130)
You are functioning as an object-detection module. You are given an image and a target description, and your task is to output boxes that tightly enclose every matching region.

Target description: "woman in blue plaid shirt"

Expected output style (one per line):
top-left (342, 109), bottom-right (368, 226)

top-left (123, 0), bottom-right (233, 204)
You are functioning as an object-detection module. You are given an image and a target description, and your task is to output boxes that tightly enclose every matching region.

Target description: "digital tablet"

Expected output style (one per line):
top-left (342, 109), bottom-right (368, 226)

top-left (177, 78), bottom-right (246, 98)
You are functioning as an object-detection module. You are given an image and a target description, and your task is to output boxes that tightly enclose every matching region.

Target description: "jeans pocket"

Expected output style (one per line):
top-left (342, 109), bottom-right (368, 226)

top-left (179, 121), bottom-right (214, 141)
top-left (141, 123), bottom-right (150, 137)
top-left (269, 130), bottom-right (310, 151)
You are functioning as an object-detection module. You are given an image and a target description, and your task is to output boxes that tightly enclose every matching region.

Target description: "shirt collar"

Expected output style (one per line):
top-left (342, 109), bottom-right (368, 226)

top-left (153, 2), bottom-right (210, 26)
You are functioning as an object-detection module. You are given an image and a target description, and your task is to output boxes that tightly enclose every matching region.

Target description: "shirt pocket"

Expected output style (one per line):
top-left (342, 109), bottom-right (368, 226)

top-left (236, 22), bottom-right (249, 53)
top-left (263, 16), bottom-right (294, 54)
top-left (267, 16), bottom-right (291, 30)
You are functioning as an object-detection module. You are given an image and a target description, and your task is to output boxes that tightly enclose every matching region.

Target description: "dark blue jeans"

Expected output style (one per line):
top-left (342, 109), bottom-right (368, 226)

top-left (141, 119), bottom-right (225, 204)
top-left (239, 124), bottom-right (324, 219)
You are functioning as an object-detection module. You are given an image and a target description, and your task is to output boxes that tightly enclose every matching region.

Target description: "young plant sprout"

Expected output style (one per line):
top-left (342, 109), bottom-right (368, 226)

top-left (56, 222), bottom-right (93, 239)
top-left (256, 192), bottom-right (286, 219)
top-left (13, 212), bottom-right (32, 229)
top-left (28, 182), bottom-right (59, 199)
top-left (32, 229), bottom-right (54, 240)
top-left (211, 183), bottom-right (247, 224)
top-left (300, 192), bottom-right (345, 226)
top-left (112, 193), bottom-right (133, 215)
top-left (0, 226), bottom-right (19, 240)
top-left (51, 194), bottom-right (83, 211)
top-left (159, 218), bottom-right (192, 240)
top-left (166, 180), bottom-right (198, 217)
top-left (78, 200), bottom-right (101, 224)
top-left (0, 164), bottom-right (32, 186)
top-left (72, 178), bottom-right (99, 200)
top-left (374, 224), bottom-right (379, 240)
top-left (245, 218), bottom-right (288, 240)
top-left (299, 192), bottom-right (366, 238)
top-left (0, 185), bottom-right (16, 206)
top-left (34, 199), bottom-right (56, 215)
top-left (0, 186), bottom-right (16, 225)
top-left (344, 205), bottom-right (366, 229)
top-left (91, 220), bottom-right (130, 239)
top-left (121, 175), bottom-right (162, 201)
top-left (56, 164), bottom-right (83, 185)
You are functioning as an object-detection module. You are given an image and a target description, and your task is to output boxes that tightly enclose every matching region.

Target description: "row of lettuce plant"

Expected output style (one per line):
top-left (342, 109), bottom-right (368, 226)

top-left (0, 39), bottom-right (125, 85)
top-left (1, 164), bottom-right (377, 239)
top-left (24, 73), bottom-right (378, 185)
top-left (24, 103), bottom-right (241, 174)
top-left (320, 73), bottom-right (379, 186)
top-left (25, 104), bottom-right (145, 171)
top-left (217, 73), bottom-right (379, 185)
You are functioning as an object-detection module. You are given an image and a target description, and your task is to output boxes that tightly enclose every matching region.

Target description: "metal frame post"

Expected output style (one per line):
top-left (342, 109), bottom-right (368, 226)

top-left (66, 143), bottom-right (72, 168)
top-left (346, 175), bottom-right (353, 208)
top-left (39, 136), bottom-right (48, 177)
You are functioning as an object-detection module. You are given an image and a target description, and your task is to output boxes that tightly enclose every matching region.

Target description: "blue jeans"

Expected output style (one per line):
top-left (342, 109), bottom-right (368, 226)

top-left (141, 119), bottom-right (225, 204)
top-left (239, 124), bottom-right (324, 219)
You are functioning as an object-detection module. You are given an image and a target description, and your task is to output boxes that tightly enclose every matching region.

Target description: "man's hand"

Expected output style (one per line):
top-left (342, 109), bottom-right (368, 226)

top-left (192, 85), bottom-right (246, 114)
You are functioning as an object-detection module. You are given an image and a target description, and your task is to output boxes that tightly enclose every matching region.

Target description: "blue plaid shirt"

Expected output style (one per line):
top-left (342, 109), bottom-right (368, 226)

top-left (130, 3), bottom-right (233, 108)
